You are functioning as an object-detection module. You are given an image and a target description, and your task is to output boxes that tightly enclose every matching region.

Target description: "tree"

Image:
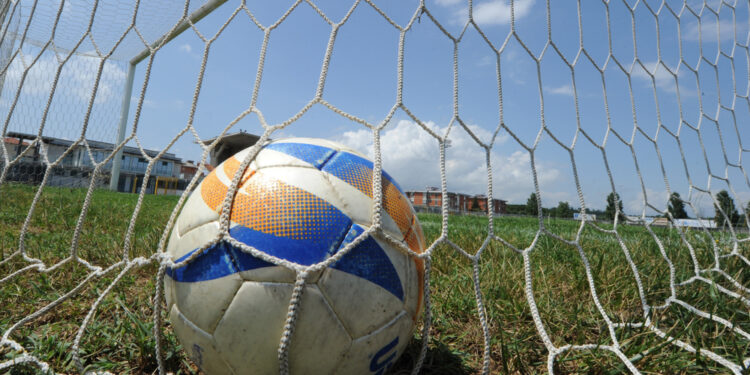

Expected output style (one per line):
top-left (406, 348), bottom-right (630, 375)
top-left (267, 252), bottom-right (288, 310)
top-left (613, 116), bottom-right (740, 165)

top-left (505, 204), bottom-right (526, 215)
top-left (714, 190), bottom-right (739, 228)
top-left (555, 201), bottom-right (573, 218)
top-left (526, 192), bottom-right (539, 216)
top-left (667, 192), bottom-right (688, 219)
top-left (605, 192), bottom-right (626, 222)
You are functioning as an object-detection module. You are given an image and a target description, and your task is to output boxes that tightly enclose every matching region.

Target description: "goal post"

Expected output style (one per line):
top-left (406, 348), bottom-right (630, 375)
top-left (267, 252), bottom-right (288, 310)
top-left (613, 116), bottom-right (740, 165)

top-left (109, 0), bottom-right (229, 191)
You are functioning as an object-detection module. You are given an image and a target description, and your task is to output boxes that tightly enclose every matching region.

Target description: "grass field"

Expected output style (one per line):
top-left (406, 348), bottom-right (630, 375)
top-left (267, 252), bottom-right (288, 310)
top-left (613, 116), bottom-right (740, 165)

top-left (1, 183), bottom-right (749, 374)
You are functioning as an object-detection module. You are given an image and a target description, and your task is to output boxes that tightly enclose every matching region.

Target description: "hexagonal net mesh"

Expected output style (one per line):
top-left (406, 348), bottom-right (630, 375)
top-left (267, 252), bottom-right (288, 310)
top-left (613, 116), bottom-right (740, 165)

top-left (1, 0), bottom-right (749, 374)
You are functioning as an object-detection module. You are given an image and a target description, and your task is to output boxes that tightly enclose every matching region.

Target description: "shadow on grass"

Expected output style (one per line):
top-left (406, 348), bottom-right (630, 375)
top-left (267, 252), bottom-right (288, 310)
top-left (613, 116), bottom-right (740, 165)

top-left (390, 338), bottom-right (474, 375)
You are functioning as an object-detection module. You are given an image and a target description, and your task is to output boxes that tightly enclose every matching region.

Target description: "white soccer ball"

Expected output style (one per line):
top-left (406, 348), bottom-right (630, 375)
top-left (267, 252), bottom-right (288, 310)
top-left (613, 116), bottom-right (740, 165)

top-left (164, 138), bottom-right (425, 375)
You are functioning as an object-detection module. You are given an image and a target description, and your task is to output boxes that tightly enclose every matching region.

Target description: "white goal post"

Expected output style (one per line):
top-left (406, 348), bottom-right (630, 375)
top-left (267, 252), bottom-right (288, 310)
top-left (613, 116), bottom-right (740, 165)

top-left (1, 1), bottom-right (749, 374)
top-left (108, 0), bottom-right (229, 191)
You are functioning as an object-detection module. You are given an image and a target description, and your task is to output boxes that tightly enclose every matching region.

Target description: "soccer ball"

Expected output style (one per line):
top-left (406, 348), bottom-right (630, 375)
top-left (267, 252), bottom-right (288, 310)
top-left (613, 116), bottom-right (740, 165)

top-left (163, 138), bottom-right (425, 374)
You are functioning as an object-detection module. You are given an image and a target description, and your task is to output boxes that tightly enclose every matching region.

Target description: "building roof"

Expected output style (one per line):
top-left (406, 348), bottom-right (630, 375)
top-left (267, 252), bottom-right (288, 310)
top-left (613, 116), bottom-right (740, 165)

top-left (406, 189), bottom-right (506, 202)
top-left (3, 137), bottom-right (29, 146)
top-left (181, 160), bottom-right (199, 169)
top-left (199, 131), bottom-right (261, 148)
top-left (5, 131), bottom-right (182, 162)
top-left (198, 131), bottom-right (262, 166)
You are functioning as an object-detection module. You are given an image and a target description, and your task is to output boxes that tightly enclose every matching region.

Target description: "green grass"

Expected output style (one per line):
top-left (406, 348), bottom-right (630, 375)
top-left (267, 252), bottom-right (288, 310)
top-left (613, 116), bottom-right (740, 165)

top-left (1, 183), bottom-right (748, 374)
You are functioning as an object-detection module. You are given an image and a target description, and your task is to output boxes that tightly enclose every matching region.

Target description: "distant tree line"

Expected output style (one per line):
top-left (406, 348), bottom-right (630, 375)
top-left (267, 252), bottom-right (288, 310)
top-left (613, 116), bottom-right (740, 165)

top-left (667, 192), bottom-right (688, 219)
top-left (503, 190), bottom-right (750, 228)
top-left (507, 189), bottom-right (750, 228)
top-left (665, 189), bottom-right (750, 228)
top-left (506, 192), bottom-right (633, 222)
top-left (712, 189), bottom-right (749, 228)
top-left (503, 192), bottom-right (604, 219)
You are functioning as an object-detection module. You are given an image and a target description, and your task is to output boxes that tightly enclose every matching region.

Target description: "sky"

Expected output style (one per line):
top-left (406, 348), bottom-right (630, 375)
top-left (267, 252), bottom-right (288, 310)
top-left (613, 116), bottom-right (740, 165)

top-left (2, 0), bottom-right (750, 218)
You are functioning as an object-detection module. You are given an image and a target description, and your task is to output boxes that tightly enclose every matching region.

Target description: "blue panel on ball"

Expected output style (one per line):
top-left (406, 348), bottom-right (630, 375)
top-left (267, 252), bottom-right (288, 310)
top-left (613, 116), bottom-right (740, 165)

top-left (266, 141), bottom-right (404, 194)
top-left (166, 225), bottom-right (405, 301)
top-left (228, 223), bottom-right (351, 267)
top-left (167, 219), bottom-right (352, 283)
top-left (322, 150), bottom-right (404, 195)
top-left (265, 142), bottom-right (336, 169)
top-left (166, 241), bottom-right (238, 282)
top-left (331, 225), bottom-right (404, 301)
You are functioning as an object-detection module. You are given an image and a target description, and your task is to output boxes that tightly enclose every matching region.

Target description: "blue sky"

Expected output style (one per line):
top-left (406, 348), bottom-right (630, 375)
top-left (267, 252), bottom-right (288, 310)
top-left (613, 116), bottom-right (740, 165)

top-left (3, 0), bottom-right (750, 217)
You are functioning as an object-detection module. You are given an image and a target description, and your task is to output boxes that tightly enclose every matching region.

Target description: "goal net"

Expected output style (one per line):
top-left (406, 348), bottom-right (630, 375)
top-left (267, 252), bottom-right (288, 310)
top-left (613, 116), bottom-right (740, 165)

top-left (1, 0), bottom-right (749, 374)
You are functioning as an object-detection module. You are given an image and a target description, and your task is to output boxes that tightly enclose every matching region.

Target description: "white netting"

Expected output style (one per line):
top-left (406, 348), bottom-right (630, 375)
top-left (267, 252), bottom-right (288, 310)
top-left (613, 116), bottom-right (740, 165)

top-left (1, 0), bottom-right (749, 374)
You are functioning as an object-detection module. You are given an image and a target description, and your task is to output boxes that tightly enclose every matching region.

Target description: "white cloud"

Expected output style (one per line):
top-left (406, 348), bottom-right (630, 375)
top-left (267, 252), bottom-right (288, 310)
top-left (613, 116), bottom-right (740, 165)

top-left (271, 129), bottom-right (297, 140)
top-left (454, 0), bottom-right (535, 26)
top-left (50, 0), bottom-right (75, 20)
top-left (684, 191), bottom-right (715, 219)
top-left (544, 84), bottom-right (574, 96)
top-left (130, 96), bottom-right (157, 108)
top-left (625, 188), bottom-right (670, 216)
top-left (5, 51), bottom-right (127, 105)
top-left (685, 189), bottom-right (750, 220)
top-left (686, 0), bottom-right (725, 13)
top-left (434, 0), bottom-right (463, 6)
top-left (683, 19), bottom-right (739, 43)
top-left (630, 61), bottom-right (685, 94)
top-left (477, 55), bottom-right (494, 67)
top-left (178, 43), bottom-right (202, 61)
top-left (500, 48), bottom-right (529, 85)
top-left (336, 119), bottom-right (565, 203)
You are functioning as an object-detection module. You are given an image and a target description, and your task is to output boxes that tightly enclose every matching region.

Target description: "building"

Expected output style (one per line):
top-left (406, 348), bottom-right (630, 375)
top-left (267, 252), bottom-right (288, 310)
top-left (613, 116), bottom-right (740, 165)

top-left (574, 213), bottom-right (597, 221)
top-left (2, 131), bottom-right (183, 194)
top-left (2, 136), bottom-right (44, 183)
top-left (406, 187), bottom-right (507, 215)
top-left (180, 160), bottom-right (200, 181)
top-left (638, 217), bottom-right (717, 229)
top-left (3, 136), bottom-right (29, 150)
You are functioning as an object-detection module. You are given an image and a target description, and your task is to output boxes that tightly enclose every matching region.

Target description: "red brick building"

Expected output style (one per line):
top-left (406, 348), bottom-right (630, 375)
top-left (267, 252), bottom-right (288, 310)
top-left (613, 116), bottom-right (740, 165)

top-left (406, 188), bottom-right (506, 215)
top-left (180, 160), bottom-right (200, 181)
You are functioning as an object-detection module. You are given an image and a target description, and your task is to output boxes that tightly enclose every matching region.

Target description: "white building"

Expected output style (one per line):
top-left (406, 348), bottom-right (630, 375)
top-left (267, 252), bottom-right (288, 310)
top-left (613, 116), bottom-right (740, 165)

top-left (2, 131), bottom-right (182, 194)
